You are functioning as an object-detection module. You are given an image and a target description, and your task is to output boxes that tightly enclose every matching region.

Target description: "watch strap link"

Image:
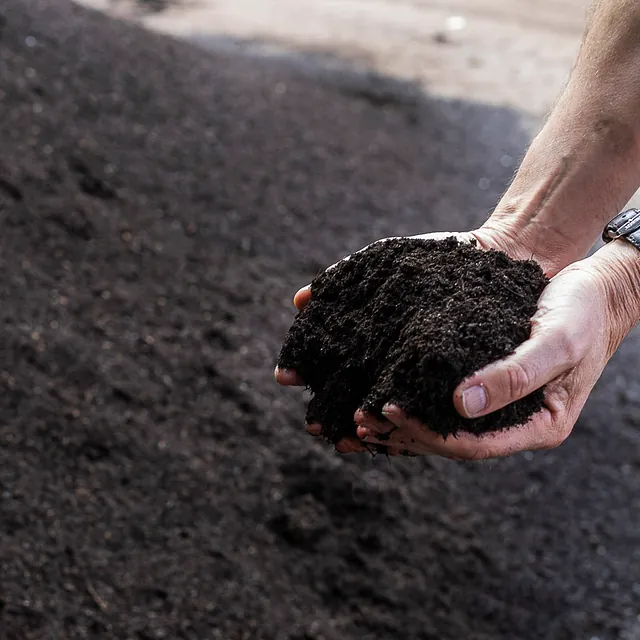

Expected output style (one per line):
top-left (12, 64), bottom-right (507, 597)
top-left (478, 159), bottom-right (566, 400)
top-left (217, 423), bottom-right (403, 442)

top-left (625, 229), bottom-right (640, 251)
top-left (603, 208), bottom-right (640, 251)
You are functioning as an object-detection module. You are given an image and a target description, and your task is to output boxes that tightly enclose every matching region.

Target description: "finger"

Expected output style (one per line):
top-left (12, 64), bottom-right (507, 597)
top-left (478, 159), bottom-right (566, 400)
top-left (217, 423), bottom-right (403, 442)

top-left (354, 409), bottom-right (396, 437)
top-left (306, 423), bottom-right (322, 437)
top-left (382, 403), bottom-right (555, 460)
top-left (359, 433), bottom-right (397, 448)
top-left (293, 286), bottom-right (311, 311)
top-left (453, 329), bottom-right (580, 418)
top-left (356, 423), bottom-right (398, 442)
top-left (357, 425), bottom-right (400, 443)
top-left (360, 432), bottom-right (434, 456)
top-left (359, 408), bottom-right (440, 455)
top-left (439, 410), bottom-right (561, 460)
top-left (274, 367), bottom-right (305, 386)
top-left (410, 231), bottom-right (471, 244)
top-left (335, 437), bottom-right (367, 454)
top-left (356, 425), bottom-right (375, 440)
top-left (380, 404), bottom-right (449, 453)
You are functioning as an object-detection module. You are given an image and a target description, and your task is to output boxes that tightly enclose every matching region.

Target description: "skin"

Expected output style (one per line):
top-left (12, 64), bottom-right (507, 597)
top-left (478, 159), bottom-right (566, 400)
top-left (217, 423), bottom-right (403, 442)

top-left (275, 0), bottom-right (640, 459)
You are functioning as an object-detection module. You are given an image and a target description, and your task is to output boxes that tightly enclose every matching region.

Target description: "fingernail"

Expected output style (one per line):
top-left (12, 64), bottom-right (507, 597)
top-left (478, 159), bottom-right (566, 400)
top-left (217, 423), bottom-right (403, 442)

top-left (356, 426), bottom-right (372, 439)
top-left (462, 385), bottom-right (487, 417)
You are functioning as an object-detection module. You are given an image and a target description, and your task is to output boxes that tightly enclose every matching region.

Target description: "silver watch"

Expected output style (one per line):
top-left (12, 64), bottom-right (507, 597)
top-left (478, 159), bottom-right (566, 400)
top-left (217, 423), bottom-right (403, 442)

top-left (602, 208), bottom-right (640, 251)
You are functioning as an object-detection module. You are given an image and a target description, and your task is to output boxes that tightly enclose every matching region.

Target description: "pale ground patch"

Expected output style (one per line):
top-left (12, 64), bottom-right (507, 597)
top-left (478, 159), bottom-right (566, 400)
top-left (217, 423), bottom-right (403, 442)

top-left (79, 0), bottom-right (590, 115)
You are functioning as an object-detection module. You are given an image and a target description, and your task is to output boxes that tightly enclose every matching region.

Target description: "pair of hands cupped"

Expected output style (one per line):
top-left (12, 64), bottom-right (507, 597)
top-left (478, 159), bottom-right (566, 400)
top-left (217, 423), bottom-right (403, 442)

top-left (275, 229), bottom-right (632, 460)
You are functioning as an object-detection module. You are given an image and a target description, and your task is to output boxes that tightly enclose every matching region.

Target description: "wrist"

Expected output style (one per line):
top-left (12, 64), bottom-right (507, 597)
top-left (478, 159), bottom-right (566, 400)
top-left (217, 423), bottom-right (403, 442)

top-left (589, 239), bottom-right (640, 348)
top-left (482, 94), bottom-right (640, 277)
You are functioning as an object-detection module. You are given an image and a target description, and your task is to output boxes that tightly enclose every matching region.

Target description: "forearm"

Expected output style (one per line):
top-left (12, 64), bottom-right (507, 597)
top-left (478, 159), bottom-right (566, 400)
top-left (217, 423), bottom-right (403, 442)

top-left (482, 0), bottom-right (640, 276)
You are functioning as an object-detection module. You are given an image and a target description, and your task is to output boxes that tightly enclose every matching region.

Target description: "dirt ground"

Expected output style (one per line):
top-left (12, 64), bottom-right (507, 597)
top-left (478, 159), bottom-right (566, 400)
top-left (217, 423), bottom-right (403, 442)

top-left (1, 1), bottom-right (640, 639)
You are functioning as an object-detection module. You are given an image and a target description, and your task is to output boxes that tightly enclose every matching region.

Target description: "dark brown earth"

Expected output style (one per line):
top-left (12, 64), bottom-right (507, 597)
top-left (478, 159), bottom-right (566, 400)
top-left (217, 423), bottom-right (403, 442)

top-left (278, 237), bottom-right (548, 444)
top-left (1, 2), bottom-right (640, 639)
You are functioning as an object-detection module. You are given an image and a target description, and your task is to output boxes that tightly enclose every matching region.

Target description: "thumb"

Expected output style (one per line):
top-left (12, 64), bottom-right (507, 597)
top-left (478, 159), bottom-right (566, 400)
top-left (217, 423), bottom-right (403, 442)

top-left (453, 328), bottom-right (579, 418)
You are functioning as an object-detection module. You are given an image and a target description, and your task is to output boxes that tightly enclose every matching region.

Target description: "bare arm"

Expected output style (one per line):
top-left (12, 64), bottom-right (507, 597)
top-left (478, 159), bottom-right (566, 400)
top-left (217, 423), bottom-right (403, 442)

top-left (482, 0), bottom-right (640, 276)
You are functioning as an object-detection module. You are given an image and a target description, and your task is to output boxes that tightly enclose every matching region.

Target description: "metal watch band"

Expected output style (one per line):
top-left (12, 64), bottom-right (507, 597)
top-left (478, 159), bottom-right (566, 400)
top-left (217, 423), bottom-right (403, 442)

top-left (602, 208), bottom-right (640, 251)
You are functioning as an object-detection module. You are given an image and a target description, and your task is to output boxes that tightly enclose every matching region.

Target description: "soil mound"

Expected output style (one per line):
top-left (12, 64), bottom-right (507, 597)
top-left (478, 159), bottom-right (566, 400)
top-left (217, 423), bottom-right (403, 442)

top-left (279, 237), bottom-right (547, 443)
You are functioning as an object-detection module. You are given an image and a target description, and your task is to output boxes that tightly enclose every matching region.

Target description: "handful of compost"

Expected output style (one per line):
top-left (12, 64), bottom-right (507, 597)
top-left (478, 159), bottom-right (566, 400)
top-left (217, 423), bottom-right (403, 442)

top-left (277, 237), bottom-right (548, 447)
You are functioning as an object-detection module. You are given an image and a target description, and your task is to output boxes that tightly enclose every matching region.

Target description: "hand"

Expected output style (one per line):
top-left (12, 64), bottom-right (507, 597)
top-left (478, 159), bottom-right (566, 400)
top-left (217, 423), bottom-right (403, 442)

top-left (357, 239), bottom-right (640, 459)
top-left (275, 228), bottom-right (536, 454)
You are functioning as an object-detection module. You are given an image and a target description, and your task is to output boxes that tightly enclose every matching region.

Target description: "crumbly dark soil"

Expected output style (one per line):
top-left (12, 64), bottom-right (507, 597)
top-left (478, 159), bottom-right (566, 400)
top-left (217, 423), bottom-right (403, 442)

top-left (278, 237), bottom-right (547, 443)
top-left (0, 2), bottom-right (639, 640)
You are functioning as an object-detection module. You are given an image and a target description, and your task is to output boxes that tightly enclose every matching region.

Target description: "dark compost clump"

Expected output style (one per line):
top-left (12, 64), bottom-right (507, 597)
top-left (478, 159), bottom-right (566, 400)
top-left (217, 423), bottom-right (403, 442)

top-left (278, 237), bottom-right (549, 443)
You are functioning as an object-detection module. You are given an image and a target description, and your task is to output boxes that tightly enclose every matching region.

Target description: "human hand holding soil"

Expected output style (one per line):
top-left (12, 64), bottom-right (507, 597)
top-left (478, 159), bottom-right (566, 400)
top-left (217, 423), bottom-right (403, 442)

top-left (276, 232), bottom-right (640, 460)
top-left (356, 239), bottom-right (640, 458)
top-left (275, 229), bottom-right (521, 455)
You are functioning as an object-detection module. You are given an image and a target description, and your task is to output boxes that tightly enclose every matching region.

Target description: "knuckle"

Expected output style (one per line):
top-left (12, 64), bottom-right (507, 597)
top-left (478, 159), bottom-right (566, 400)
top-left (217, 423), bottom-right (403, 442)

top-left (545, 380), bottom-right (571, 413)
top-left (504, 360), bottom-right (533, 401)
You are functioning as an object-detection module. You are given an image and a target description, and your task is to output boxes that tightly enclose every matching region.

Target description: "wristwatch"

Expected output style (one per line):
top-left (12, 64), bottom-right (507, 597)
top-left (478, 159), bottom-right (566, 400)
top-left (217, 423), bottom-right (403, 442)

top-left (602, 208), bottom-right (640, 251)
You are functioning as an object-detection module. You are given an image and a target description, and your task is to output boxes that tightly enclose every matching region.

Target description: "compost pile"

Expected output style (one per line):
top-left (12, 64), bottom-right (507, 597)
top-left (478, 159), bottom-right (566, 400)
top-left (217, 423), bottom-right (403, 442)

top-left (0, 2), bottom-right (639, 639)
top-left (279, 237), bottom-right (548, 443)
